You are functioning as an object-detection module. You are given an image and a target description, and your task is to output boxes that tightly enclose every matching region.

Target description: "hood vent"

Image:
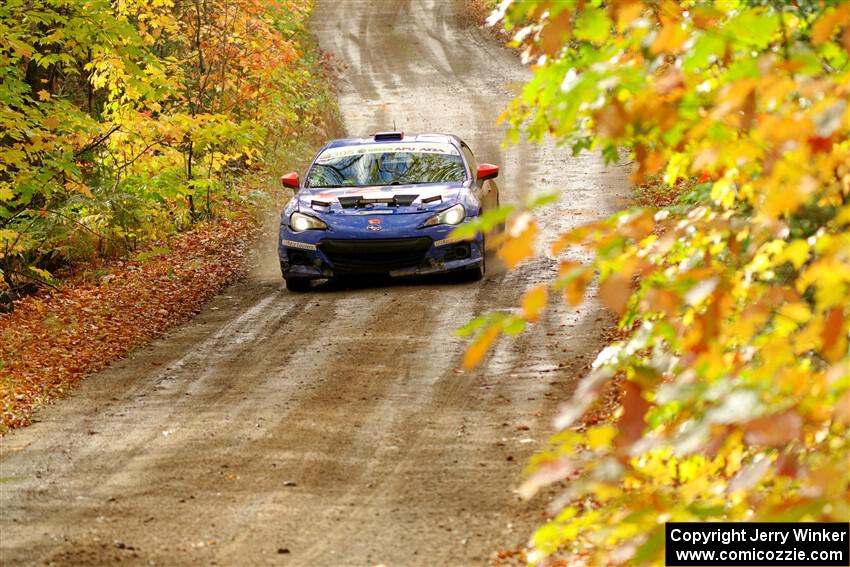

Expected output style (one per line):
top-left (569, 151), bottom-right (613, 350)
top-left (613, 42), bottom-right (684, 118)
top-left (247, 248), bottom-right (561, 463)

top-left (338, 194), bottom-right (418, 208)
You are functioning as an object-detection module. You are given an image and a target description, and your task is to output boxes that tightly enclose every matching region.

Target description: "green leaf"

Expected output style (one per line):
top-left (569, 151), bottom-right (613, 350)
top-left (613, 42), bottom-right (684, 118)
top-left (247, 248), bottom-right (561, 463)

top-left (684, 33), bottom-right (725, 74)
top-left (526, 191), bottom-right (558, 209)
top-left (633, 527), bottom-right (665, 564)
top-left (450, 205), bottom-right (514, 240)
top-left (725, 8), bottom-right (779, 49)
top-left (574, 7), bottom-right (611, 44)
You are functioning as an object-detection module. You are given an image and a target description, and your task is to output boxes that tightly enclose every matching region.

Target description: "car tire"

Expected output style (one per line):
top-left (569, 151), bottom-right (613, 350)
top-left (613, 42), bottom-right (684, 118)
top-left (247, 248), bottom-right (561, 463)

top-left (464, 263), bottom-right (484, 281)
top-left (285, 278), bottom-right (311, 292)
top-left (463, 237), bottom-right (485, 281)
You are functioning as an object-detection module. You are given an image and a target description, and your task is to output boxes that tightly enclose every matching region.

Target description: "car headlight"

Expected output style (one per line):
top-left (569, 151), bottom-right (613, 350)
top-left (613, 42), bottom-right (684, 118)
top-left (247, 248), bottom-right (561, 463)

top-left (424, 203), bottom-right (466, 227)
top-left (290, 211), bottom-right (327, 232)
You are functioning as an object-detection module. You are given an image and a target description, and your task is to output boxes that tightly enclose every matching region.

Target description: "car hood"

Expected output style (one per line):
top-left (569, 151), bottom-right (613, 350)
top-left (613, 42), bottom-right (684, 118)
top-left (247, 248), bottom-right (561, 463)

top-left (295, 183), bottom-right (466, 215)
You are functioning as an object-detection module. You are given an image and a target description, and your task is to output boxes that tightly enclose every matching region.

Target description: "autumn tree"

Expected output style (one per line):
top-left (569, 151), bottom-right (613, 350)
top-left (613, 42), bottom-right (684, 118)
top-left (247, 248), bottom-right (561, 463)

top-left (0, 0), bottom-right (331, 295)
top-left (460, 1), bottom-right (850, 563)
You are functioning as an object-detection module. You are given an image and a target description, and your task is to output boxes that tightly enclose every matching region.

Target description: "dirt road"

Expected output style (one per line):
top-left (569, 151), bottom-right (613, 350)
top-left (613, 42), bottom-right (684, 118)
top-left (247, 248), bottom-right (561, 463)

top-left (0, 1), bottom-right (627, 565)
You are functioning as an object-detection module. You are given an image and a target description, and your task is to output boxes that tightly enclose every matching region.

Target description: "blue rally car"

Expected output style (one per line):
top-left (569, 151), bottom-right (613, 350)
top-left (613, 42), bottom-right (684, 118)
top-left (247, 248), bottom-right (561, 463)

top-left (278, 132), bottom-right (500, 291)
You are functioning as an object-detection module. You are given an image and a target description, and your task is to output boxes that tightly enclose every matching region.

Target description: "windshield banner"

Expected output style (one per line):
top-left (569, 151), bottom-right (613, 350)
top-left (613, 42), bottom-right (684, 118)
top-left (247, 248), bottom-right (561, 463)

top-left (316, 142), bottom-right (460, 162)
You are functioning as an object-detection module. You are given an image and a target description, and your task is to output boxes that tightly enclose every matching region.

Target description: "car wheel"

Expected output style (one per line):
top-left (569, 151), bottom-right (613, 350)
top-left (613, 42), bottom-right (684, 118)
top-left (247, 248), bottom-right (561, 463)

top-left (494, 189), bottom-right (505, 235)
top-left (463, 237), bottom-right (485, 281)
top-left (285, 278), bottom-right (311, 292)
top-left (465, 263), bottom-right (484, 281)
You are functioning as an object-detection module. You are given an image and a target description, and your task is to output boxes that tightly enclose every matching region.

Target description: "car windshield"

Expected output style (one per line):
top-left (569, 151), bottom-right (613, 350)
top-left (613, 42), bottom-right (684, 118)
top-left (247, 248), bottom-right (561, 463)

top-left (306, 143), bottom-right (467, 188)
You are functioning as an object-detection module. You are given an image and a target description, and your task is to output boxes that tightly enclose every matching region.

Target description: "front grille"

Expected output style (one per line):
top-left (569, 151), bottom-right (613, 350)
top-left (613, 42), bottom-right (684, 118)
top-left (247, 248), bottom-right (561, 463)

top-left (320, 237), bottom-right (432, 273)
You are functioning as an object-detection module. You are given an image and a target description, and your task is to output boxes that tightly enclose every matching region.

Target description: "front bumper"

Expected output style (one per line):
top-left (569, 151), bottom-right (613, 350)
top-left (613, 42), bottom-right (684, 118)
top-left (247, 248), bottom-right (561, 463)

top-left (279, 221), bottom-right (483, 280)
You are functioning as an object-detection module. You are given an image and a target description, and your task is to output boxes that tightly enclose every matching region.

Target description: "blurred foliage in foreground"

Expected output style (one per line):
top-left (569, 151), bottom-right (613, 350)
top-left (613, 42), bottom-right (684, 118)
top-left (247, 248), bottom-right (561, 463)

top-left (0, 0), bottom-right (337, 295)
top-left (462, 0), bottom-right (850, 563)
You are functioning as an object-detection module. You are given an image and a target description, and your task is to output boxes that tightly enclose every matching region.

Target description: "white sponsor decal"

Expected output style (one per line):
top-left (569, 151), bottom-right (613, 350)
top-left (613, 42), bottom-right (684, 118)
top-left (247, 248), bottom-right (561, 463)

top-left (316, 142), bottom-right (460, 162)
top-left (281, 239), bottom-right (317, 251)
top-left (434, 236), bottom-right (471, 247)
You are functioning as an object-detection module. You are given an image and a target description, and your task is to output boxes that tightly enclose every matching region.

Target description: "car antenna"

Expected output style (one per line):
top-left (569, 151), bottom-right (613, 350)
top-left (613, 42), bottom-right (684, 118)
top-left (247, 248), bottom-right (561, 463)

top-left (393, 120), bottom-right (396, 131)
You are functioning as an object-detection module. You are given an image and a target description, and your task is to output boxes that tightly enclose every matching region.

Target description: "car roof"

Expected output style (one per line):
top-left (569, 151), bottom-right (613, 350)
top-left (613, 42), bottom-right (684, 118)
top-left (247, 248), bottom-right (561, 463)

top-left (324, 133), bottom-right (464, 149)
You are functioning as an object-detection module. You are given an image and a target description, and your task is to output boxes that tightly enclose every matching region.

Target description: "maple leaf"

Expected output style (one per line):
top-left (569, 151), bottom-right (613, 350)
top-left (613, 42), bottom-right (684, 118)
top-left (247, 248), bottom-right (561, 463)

top-left (599, 273), bottom-right (631, 315)
top-left (521, 284), bottom-right (548, 322)
top-left (462, 325), bottom-right (501, 370)
top-left (497, 213), bottom-right (537, 269)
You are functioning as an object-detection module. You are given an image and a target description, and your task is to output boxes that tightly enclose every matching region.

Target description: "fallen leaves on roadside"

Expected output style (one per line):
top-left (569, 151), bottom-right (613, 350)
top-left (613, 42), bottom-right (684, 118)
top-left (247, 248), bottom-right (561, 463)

top-left (0, 213), bottom-right (258, 431)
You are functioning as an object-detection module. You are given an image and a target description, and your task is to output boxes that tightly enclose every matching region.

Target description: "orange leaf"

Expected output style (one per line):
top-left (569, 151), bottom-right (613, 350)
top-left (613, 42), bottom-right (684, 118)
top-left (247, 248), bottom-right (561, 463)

top-left (551, 222), bottom-right (599, 254)
top-left (539, 10), bottom-right (572, 56)
top-left (619, 209), bottom-right (655, 241)
top-left (65, 180), bottom-right (94, 199)
top-left (599, 273), bottom-right (632, 315)
top-left (564, 268), bottom-right (592, 307)
top-left (650, 17), bottom-right (688, 55)
top-left (37, 89), bottom-right (51, 101)
top-left (822, 307), bottom-right (847, 363)
top-left (641, 288), bottom-right (680, 315)
top-left (614, 381), bottom-right (650, 452)
top-left (595, 99), bottom-right (628, 138)
top-left (521, 284), bottom-right (549, 321)
top-left (811, 4), bottom-right (850, 45)
top-left (498, 214), bottom-right (537, 269)
top-left (614, 0), bottom-right (645, 32)
top-left (558, 260), bottom-right (581, 275)
top-left (462, 325), bottom-right (501, 369)
top-left (743, 411), bottom-right (802, 447)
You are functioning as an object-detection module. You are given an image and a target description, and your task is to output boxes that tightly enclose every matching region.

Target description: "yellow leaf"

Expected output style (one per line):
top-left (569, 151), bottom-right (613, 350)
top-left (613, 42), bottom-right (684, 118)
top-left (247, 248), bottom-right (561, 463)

top-left (521, 284), bottom-right (549, 321)
top-left (462, 325), bottom-right (501, 369)
top-left (710, 178), bottom-right (736, 209)
top-left (498, 214), bottom-right (537, 269)
top-left (37, 89), bottom-right (51, 101)
top-left (782, 302), bottom-right (811, 322)
top-left (65, 180), bottom-right (94, 198)
top-left (781, 240), bottom-right (809, 270)
top-left (587, 424), bottom-right (617, 450)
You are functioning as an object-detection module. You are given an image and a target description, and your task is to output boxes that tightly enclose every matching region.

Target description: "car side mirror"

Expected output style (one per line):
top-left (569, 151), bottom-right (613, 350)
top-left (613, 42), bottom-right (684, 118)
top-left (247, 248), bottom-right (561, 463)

top-left (476, 163), bottom-right (499, 181)
top-left (280, 172), bottom-right (300, 190)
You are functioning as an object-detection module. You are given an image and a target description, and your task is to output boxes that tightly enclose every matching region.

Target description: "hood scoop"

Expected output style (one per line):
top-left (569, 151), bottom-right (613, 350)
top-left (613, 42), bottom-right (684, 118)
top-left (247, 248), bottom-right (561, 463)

top-left (338, 194), bottom-right (418, 208)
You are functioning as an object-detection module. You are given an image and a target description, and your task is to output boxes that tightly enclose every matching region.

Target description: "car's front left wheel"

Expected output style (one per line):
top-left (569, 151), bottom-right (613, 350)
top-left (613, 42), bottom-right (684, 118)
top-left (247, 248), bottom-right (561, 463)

top-left (285, 278), bottom-right (311, 292)
top-left (463, 237), bottom-right (486, 281)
